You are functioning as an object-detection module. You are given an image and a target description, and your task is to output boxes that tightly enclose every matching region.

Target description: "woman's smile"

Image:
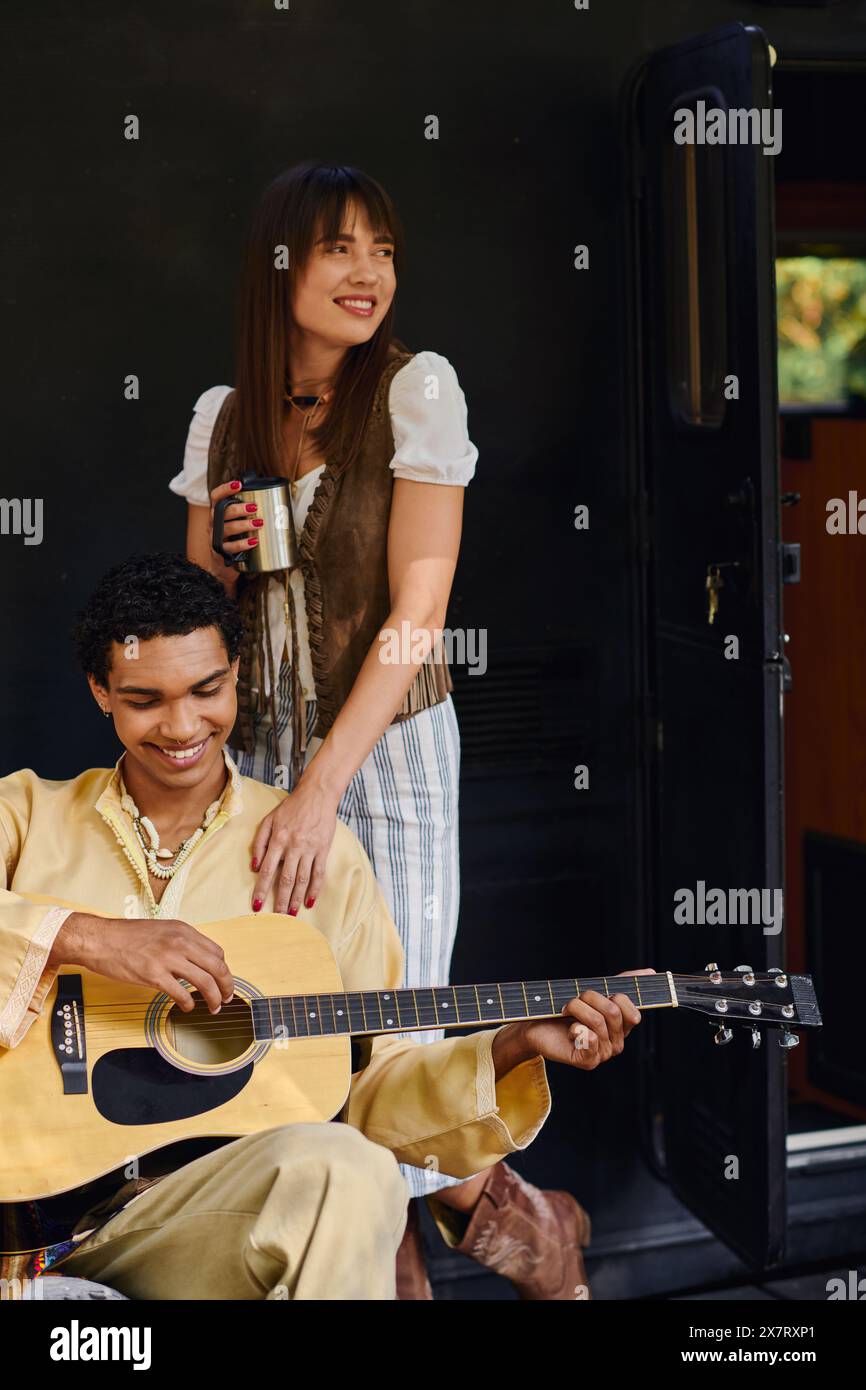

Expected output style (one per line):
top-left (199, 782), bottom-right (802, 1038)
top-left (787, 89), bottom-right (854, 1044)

top-left (333, 295), bottom-right (377, 317)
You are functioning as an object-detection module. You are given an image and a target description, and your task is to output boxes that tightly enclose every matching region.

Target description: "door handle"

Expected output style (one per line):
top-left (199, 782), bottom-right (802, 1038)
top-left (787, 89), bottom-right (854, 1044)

top-left (782, 543), bottom-right (800, 584)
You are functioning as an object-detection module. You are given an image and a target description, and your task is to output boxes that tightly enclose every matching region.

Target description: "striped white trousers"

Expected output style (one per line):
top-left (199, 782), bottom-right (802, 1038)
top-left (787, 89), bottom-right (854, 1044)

top-left (229, 662), bottom-right (464, 1198)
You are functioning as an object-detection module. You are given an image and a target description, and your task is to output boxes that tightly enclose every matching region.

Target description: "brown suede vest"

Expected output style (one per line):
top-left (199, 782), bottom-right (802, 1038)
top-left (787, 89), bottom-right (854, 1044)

top-left (207, 344), bottom-right (453, 756)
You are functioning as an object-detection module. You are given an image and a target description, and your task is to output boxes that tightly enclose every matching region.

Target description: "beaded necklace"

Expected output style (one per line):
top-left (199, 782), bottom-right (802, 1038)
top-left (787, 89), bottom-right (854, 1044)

top-left (117, 765), bottom-right (228, 881)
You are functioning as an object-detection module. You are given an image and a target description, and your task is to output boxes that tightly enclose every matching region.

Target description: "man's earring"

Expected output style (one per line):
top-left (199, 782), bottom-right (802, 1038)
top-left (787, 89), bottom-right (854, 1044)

top-left (100, 706), bottom-right (110, 718)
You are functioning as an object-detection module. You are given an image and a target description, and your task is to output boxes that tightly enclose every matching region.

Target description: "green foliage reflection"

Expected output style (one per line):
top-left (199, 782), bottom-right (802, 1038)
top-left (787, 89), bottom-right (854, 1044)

top-left (776, 257), bottom-right (866, 406)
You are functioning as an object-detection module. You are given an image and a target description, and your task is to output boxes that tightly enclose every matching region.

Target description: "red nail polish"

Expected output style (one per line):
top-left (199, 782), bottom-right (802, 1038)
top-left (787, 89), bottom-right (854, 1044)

top-left (251, 519), bottom-right (264, 528)
top-left (305, 897), bottom-right (315, 909)
top-left (248, 538), bottom-right (259, 547)
top-left (230, 480), bottom-right (242, 491)
top-left (245, 502), bottom-right (258, 512)
top-left (253, 898), bottom-right (263, 912)
top-left (289, 907), bottom-right (298, 917)
top-left (251, 858), bottom-right (259, 871)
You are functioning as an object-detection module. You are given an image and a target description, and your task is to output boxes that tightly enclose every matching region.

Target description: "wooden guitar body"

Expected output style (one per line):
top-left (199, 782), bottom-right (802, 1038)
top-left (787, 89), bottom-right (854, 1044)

top-left (0, 914), bottom-right (351, 1202)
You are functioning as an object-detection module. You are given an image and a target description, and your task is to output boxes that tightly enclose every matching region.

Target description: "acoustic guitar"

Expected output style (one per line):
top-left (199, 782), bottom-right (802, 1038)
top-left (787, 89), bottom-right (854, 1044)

top-left (0, 902), bottom-right (821, 1203)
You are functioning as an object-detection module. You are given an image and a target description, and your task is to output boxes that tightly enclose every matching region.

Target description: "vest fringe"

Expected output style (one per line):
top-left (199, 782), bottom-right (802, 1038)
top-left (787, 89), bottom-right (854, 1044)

top-left (206, 347), bottom-right (453, 761)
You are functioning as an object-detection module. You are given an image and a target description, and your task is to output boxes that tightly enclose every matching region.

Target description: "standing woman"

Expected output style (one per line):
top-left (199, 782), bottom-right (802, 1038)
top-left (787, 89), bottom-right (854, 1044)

top-left (169, 163), bottom-right (588, 1299)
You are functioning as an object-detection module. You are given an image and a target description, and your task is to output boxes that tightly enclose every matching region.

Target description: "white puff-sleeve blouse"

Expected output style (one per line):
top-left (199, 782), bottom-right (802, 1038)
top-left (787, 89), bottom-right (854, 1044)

top-left (167, 349), bottom-right (477, 508)
top-left (167, 350), bottom-right (477, 703)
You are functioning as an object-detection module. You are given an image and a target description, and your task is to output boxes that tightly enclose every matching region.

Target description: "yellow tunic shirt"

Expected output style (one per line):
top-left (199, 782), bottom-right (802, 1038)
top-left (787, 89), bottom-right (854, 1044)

top-left (0, 749), bottom-right (551, 1212)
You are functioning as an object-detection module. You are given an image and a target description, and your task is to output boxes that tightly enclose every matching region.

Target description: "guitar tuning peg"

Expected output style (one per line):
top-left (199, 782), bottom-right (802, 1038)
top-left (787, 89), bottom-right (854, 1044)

top-left (743, 1025), bottom-right (762, 1049)
top-left (734, 964), bottom-right (754, 973)
top-left (712, 1023), bottom-right (733, 1046)
top-left (778, 1027), bottom-right (799, 1050)
top-left (704, 962), bottom-right (720, 972)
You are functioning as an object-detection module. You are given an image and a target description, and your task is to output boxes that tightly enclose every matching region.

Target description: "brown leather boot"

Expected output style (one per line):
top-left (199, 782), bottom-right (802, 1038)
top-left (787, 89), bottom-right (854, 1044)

top-left (429, 1163), bottom-right (592, 1300)
top-left (395, 1199), bottom-right (434, 1300)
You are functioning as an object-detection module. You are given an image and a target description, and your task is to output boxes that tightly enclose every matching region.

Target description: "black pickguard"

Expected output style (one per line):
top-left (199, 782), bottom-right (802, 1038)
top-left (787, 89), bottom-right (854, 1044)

top-left (91, 1049), bottom-right (253, 1125)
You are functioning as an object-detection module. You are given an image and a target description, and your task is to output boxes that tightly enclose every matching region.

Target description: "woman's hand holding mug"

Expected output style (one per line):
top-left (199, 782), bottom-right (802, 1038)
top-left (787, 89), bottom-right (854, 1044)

top-left (208, 479), bottom-right (263, 573)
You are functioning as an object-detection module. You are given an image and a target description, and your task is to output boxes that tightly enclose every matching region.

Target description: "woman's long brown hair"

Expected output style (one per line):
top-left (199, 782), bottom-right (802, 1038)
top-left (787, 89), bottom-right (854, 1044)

top-left (233, 161), bottom-right (407, 477)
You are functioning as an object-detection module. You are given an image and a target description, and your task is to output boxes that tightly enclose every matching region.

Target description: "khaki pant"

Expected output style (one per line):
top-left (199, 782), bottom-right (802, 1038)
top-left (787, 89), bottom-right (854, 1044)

top-left (61, 1123), bottom-right (409, 1300)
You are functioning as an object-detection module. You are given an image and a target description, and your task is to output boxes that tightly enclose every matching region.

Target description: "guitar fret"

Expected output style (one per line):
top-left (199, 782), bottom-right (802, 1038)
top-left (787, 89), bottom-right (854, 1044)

top-left (277, 996), bottom-right (287, 1042)
top-left (251, 998), bottom-right (271, 1041)
top-left (550, 980), bottom-right (576, 1013)
top-left (414, 989), bottom-right (438, 1029)
top-left (347, 992), bottom-right (365, 1034)
top-left (379, 991), bottom-right (396, 1029)
top-left (453, 985), bottom-right (481, 1024)
top-left (305, 995), bottom-right (323, 1037)
top-left (334, 993), bottom-right (350, 1034)
top-left (434, 988), bottom-right (456, 1023)
top-left (525, 982), bottom-right (554, 1017)
top-left (478, 986), bottom-right (501, 1022)
top-left (395, 989), bottom-right (416, 1028)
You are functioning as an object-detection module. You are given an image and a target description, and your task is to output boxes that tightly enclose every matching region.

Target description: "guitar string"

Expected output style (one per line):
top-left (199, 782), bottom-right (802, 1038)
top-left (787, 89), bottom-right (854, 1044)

top-left (81, 1000), bottom-right (774, 1026)
top-left (81, 1019), bottom-right (798, 1045)
top-left (80, 1008), bottom-right (795, 1042)
top-left (60, 979), bottom-right (793, 1043)
top-left (68, 983), bottom-right (682, 1021)
top-left (66, 995), bottom-right (778, 1028)
top-left (68, 973), bottom-right (763, 1013)
top-left (77, 1004), bottom-right (798, 1044)
top-left (78, 1002), bottom-right (678, 1025)
top-left (78, 989), bottom-right (676, 1038)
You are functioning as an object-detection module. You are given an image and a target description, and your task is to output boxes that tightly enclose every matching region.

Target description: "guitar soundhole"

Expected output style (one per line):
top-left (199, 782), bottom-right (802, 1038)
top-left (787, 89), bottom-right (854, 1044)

top-left (167, 996), bottom-right (255, 1066)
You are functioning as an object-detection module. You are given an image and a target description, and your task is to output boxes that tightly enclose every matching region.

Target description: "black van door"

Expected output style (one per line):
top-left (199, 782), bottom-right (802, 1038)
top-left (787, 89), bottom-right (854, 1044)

top-left (629, 22), bottom-right (787, 1266)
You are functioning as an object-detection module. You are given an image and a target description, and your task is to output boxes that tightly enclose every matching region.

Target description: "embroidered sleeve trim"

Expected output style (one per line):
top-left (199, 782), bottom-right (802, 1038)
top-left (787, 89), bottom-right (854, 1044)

top-left (0, 905), bottom-right (75, 1049)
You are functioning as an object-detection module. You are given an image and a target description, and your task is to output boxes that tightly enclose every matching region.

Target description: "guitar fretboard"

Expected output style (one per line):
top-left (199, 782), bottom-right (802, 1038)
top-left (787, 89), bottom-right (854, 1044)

top-left (250, 974), bottom-right (675, 1041)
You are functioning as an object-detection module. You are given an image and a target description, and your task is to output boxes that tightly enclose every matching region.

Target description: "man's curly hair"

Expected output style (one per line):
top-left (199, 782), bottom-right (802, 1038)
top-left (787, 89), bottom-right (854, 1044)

top-left (72, 553), bottom-right (244, 685)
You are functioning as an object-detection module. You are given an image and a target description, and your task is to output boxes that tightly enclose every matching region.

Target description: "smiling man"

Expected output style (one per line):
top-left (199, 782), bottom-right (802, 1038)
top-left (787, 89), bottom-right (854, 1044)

top-left (0, 553), bottom-right (646, 1299)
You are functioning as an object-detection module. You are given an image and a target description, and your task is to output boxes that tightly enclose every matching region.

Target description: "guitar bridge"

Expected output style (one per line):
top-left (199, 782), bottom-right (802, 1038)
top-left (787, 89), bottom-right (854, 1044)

top-left (51, 975), bottom-right (88, 1095)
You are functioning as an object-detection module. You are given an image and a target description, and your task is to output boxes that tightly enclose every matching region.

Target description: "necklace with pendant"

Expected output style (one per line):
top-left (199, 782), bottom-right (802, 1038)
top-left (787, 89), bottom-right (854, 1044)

top-left (118, 787), bottom-right (224, 881)
top-left (282, 382), bottom-right (331, 486)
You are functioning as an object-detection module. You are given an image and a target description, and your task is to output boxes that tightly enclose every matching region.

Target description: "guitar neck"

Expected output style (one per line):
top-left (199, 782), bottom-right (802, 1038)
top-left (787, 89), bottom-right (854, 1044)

top-left (249, 972), bottom-right (678, 1042)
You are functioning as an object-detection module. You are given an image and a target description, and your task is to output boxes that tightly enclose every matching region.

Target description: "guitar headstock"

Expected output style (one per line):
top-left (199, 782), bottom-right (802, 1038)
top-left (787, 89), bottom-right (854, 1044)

top-left (673, 964), bottom-right (821, 1048)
